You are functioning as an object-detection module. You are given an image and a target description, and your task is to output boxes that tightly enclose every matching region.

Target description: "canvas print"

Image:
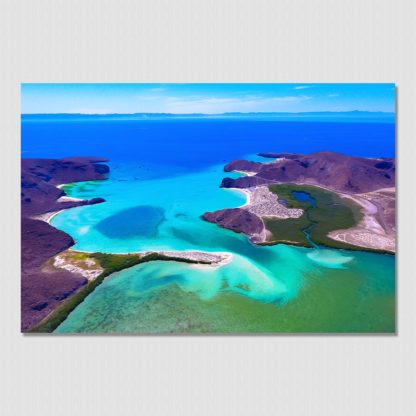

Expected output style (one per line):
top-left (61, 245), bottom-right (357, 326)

top-left (21, 84), bottom-right (396, 333)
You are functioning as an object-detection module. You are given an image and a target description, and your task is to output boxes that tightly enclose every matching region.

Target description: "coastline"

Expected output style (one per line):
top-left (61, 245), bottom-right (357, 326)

top-left (22, 153), bottom-right (396, 333)
top-left (216, 172), bottom-right (395, 253)
top-left (36, 205), bottom-right (235, 268)
top-left (29, 249), bottom-right (233, 333)
top-left (222, 185), bottom-right (304, 244)
top-left (64, 247), bottom-right (234, 267)
top-left (21, 157), bottom-right (111, 332)
top-left (31, 209), bottom-right (64, 224)
top-left (229, 187), bottom-right (252, 208)
top-left (26, 174), bottom-right (236, 332)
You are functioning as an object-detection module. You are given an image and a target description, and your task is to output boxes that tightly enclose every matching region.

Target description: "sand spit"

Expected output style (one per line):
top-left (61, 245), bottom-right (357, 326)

top-left (57, 195), bottom-right (84, 202)
top-left (47, 249), bottom-right (233, 291)
top-left (158, 250), bottom-right (233, 267)
top-left (234, 170), bottom-right (257, 176)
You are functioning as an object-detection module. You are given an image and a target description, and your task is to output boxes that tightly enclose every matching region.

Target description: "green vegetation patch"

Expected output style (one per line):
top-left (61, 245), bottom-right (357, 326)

top-left (268, 184), bottom-right (313, 210)
top-left (70, 251), bottom-right (89, 261)
top-left (265, 184), bottom-right (363, 250)
top-left (62, 181), bottom-right (101, 196)
top-left (263, 216), bottom-right (312, 247)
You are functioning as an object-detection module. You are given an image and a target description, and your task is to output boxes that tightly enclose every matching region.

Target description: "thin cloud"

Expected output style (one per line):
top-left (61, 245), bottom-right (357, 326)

top-left (160, 94), bottom-right (312, 114)
top-left (70, 108), bottom-right (113, 114)
top-left (148, 87), bottom-right (166, 92)
top-left (66, 94), bottom-right (314, 114)
top-left (328, 93), bottom-right (339, 97)
top-left (293, 85), bottom-right (312, 90)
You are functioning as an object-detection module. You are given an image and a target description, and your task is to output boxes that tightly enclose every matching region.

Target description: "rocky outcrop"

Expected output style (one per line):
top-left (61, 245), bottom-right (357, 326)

top-left (202, 208), bottom-right (264, 238)
top-left (224, 160), bottom-right (264, 173)
top-left (257, 152), bottom-right (300, 160)
top-left (21, 218), bottom-right (87, 330)
top-left (21, 157), bottom-right (109, 332)
top-left (221, 152), bottom-right (395, 194)
top-left (221, 176), bottom-right (269, 189)
top-left (21, 157), bottom-right (109, 216)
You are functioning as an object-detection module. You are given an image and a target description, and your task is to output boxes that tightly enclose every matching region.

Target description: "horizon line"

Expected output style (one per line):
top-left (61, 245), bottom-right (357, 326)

top-left (21, 110), bottom-right (395, 116)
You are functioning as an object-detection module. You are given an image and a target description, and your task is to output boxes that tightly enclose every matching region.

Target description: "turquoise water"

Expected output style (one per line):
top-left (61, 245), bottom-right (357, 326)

top-left (52, 163), bottom-right (246, 253)
top-left (52, 161), bottom-right (395, 333)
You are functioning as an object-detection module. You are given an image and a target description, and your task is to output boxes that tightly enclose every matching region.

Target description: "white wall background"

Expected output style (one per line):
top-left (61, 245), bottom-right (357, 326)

top-left (1, 1), bottom-right (415, 415)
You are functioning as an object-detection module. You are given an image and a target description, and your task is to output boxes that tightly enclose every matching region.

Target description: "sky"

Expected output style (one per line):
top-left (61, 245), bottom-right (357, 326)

top-left (21, 83), bottom-right (395, 114)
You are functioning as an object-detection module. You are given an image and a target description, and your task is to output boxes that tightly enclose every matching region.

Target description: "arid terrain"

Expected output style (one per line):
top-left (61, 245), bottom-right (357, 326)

top-left (21, 157), bottom-right (110, 331)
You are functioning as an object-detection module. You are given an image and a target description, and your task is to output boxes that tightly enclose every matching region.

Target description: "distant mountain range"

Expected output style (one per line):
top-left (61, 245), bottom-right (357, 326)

top-left (21, 111), bottom-right (395, 123)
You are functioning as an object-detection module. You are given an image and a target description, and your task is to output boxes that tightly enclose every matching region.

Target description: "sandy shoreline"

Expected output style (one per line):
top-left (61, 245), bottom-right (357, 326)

top-left (52, 250), bottom-right (233, 280)
top-left (31, 209), bottom-right (64, 224)
top-left (31, 183), bottom-right (84, 223)
top-left (160, 250), bottom-right (233, 267)
top-left (228, 186), bottom-right (303, 243)
top-left (234, 170), bottom-right (257, 177)
top-left (57, 195), bottom-right (84, 202)
top-left (35, 189), bottom-right (234, 273)
top-left (139, 250), bottom-right (233, 267)
top-left (38, 177), bottom-right (395, 284)
top-left (230, 187), bottom-right (252, 207)
top-left (65, 246), bottom-right (233, 265)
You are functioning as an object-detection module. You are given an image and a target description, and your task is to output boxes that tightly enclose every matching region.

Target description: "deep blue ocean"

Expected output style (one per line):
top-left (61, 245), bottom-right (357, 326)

top-left (21, 119), bottom-right (395, 173)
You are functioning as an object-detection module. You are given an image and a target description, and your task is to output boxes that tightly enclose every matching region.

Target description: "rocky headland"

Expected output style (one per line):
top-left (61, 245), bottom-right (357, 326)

top-left (21, 157), bottom-right (110, 331)
top-left (203, 208), bottom-right (265, 242)
top-left (203, 187), bottom-right (303, 243)
top-left (221, 151), bottom-right (395, 193)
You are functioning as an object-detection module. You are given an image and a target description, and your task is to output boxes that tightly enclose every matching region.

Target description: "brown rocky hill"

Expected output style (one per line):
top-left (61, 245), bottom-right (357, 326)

top-left (222, 152), bottom-right (395, 193)
top-left (21, 157), bottom-right (109, 331)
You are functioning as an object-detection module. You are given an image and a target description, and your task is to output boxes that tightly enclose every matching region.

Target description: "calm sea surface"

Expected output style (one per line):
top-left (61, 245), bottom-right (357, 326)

top-left (21, 118), bottom-right (395, 333)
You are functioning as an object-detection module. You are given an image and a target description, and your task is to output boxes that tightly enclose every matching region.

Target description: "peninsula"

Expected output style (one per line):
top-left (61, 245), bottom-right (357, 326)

top-left (203, 152), bottom-right (395, 253)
